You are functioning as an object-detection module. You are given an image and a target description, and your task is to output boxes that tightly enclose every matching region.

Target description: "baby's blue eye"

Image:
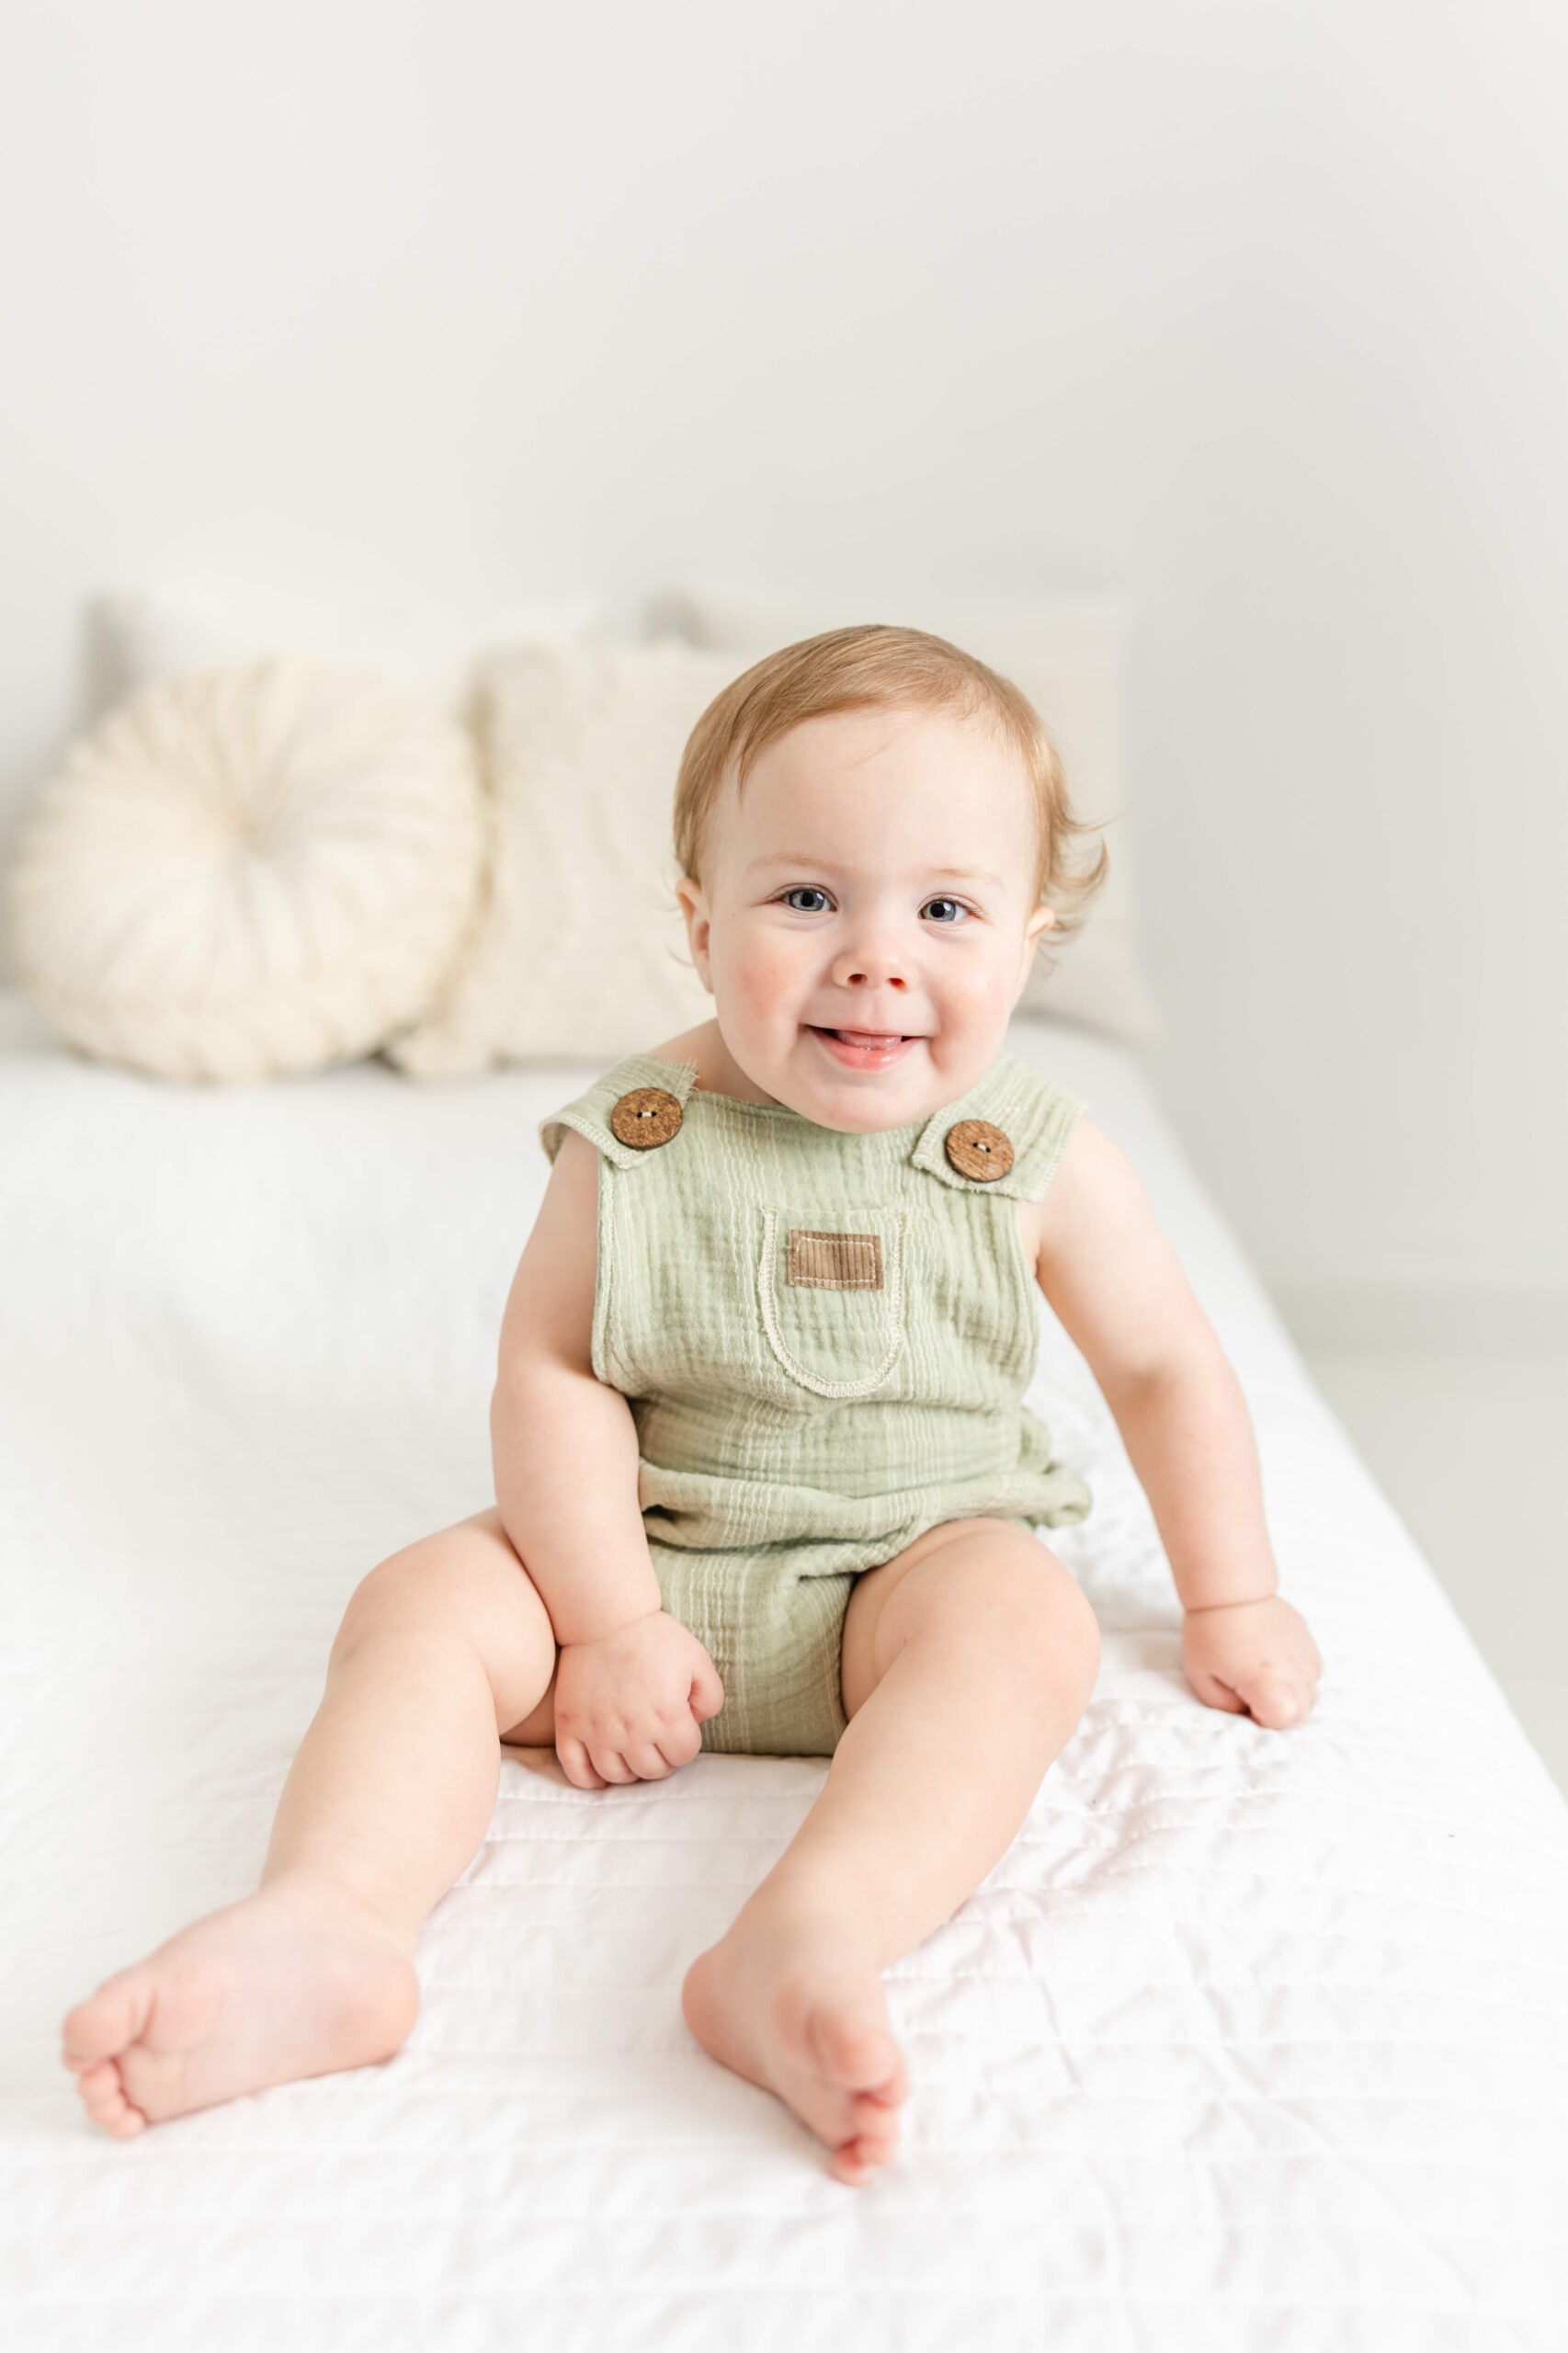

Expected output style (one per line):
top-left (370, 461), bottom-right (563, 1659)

top-left (784, 887), bottom-right (831, 913)
top-left (921, 897), bottom-right (966, 924)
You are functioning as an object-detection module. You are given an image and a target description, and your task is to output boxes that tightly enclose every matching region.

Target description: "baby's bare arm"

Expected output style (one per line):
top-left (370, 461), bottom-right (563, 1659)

top-left (492, 1131), bottom-right (660, 1644)
top-left (492, 1132), bottom-right (722, 1782)
top-left (1032, 1120), bottom-right (1321, 1724)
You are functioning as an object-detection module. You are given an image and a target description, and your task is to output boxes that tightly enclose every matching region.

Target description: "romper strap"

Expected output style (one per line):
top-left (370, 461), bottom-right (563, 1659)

top-left (909, 1053), bottom-right (1084, 1202)
top-left (540, 1054), bottom-right (699, 1172)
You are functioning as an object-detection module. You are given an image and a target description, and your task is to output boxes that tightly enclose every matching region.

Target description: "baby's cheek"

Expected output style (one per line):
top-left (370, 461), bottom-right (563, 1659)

top-left (934, 949), bottom-right (1017, 1028)
top-left (716, 930), bottom-right (804, 1029)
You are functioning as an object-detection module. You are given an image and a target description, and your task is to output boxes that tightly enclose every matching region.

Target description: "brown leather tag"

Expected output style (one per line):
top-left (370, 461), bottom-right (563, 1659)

top-left (786, 1229), bottom-right (883, 1290)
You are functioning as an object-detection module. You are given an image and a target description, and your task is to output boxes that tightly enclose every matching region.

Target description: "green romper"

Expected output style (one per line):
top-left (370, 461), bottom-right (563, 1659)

top-left (541, 1050), bottom-right (1092, 1757)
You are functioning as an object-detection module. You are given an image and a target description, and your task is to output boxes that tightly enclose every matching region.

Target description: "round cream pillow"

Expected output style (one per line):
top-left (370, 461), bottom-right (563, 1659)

top-left (7, 660), bottom-right (486, 1081)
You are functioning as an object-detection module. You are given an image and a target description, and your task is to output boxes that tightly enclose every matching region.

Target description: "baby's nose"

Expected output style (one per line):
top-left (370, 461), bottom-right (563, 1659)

top-left (832, 941), bottom-right (910, 991)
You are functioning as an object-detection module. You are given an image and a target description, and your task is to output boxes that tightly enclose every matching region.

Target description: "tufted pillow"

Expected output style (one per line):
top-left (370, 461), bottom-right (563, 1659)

top-left (7, 661), bottom-right (485, 1082)
top-left (390, 636), bottom-right (750, 1076)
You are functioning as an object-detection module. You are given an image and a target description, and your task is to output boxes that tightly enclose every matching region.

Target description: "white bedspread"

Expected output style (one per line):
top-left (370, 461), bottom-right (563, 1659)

top-left (2, 998), bottom-right (1564, 2351)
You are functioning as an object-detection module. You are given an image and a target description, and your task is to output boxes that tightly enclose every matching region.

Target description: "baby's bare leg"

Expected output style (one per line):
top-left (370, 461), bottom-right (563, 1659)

top-left (682, 1518), bottom-right (1099, 2184)
top-left (62, 1510), bottom-right (556, 2136)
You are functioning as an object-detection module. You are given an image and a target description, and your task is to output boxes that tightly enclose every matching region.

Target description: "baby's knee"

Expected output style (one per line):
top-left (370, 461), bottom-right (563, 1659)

top-left (959, 1526), bottom-right (1100, 1713)
top-left (331, 1512), bottom-right (543, 1665)
top-left (331, 1549), bottom-right (435, 1664)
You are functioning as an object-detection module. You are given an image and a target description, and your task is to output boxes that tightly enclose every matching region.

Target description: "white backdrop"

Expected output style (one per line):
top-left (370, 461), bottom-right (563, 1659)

top-left (2, 0), bottom-right (1564, 1318)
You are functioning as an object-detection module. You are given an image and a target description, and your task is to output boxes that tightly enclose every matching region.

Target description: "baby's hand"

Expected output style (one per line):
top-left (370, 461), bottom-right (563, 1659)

top-left (1181, 1595), bottom-right (1322, 1728)
top-left (552, 1609), bottom-right (724, 1789)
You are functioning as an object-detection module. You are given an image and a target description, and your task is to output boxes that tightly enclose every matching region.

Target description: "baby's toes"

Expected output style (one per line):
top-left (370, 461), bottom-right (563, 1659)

top-left (810, 2003), bottom-right (904, 2096)
top-left (75, 2061), bottom-right (145, 2137)
top-left (62, 1973), bottom-right (150, 2072)
top-left (827, 2086), bottom-right (903, 2183)
top-left (830, 2124), bottom-right (899, 2184)
top-left (852, 2085), bottom-right (903, 2147)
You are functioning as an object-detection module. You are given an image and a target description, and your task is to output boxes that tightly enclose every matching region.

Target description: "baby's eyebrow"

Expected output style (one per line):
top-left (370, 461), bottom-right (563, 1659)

top-left (746, 854), bottom-right (1006, 888)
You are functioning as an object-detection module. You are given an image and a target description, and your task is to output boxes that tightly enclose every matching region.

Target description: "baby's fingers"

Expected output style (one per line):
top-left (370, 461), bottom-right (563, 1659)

top-left (656, 1711), bottom-right (704, 1770)
top-left (555, 1734), bottom-right (608, 1790)
top-left (1187, 1665), bottom-right (1247, 1716)
top-left (688, 1653), bottom-right (725, 1722)
top-left (1244, 1672), bottom-right (1312, 1730)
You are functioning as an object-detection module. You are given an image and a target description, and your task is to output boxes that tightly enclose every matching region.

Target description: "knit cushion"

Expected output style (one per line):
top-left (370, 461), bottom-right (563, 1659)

top-left (391, 636), bottom-right (748, 1076)
top-left (7, 661), bottom-right (484, 1082)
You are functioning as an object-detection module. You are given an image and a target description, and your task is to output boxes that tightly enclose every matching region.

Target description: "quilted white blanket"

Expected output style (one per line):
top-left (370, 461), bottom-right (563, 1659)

top-left (2, 998), bottom-right (1564, 2351)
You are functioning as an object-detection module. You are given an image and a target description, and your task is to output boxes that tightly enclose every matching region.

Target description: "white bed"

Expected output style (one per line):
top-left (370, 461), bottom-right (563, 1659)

top-left (2, 995), bottom-right (1565, 2352)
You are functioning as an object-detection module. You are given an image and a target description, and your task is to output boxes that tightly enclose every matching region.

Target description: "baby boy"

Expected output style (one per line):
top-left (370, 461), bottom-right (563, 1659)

top-left (63, 625), bottom-right (1321, 2183)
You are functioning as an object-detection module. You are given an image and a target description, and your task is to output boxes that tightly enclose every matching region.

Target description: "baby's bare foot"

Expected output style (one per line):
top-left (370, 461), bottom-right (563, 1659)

top-left (681, 1901), bottom-right (908, 2184)
top-left (61, 1882), bottom-right (419, 2137)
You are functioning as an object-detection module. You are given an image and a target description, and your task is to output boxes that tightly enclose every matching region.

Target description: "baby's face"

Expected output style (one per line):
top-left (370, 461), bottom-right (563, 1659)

top-left (678, 702), bottom-right (1052, 1131)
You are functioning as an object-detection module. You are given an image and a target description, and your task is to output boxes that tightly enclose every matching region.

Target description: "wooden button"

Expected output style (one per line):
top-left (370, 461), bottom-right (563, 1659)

top-left (945, 1117), bottom-right (1014, 1181)
top-left (609, 1086), bottom-right (683, 1149)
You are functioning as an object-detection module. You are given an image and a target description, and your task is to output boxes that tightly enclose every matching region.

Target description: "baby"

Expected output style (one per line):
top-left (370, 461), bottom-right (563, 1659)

top-left (62, 625), bottom-right (1321, 2183)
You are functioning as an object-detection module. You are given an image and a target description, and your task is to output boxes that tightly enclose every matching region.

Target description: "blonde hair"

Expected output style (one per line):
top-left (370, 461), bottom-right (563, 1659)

top-left (673, 624), bottom-right (1107, 939)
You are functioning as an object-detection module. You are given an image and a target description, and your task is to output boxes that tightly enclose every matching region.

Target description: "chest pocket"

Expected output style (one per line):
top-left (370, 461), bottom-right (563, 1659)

top-left (756, 1207), bottom-right (907, 1400)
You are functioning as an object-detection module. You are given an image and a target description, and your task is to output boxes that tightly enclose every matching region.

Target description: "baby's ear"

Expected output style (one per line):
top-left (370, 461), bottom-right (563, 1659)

top-left (676, 876), bottom-right (714, 992)
top-left (1016, 902), bottom-right (1055, 988)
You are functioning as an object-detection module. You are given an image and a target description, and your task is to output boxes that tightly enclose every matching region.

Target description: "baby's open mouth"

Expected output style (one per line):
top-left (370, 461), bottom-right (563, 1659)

top-left (808, 1026), bottom-right (921, 1067)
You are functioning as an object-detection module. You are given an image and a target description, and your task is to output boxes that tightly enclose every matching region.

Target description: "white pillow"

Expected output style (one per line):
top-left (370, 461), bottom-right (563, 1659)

top-left (88, 587), bottom-right (602, 720)
top-left (645, 587), bottom-right (1158, 1044)
top-left (390, 637), bottom-right (749, 1076)
top-left (7, 661), bottom-right (485, 1083)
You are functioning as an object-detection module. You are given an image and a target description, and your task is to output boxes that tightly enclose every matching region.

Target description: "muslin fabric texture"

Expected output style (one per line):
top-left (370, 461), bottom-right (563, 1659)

top-left (541, 1051), bottom-right (1092, 1754)
top-left (7, 660), bottom-right (485, 1082)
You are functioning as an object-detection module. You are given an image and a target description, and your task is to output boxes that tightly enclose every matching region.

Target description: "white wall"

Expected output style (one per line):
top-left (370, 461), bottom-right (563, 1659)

top-left (3, 0), bottom-right (1564, 1316)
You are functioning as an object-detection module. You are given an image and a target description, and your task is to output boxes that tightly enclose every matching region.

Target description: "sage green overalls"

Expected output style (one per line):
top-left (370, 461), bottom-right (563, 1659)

top-left (541, 1050), bottom-right (1091, 1756)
